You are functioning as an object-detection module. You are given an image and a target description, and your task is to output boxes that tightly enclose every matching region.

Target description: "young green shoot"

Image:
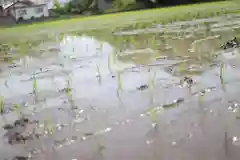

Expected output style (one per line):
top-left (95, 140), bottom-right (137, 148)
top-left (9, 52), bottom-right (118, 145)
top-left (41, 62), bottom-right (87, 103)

top-left (32, 76), bottom-right (38, 103)
top-left (117, 71), bottom-right (122, 91)
top-left (44, 118), bottom-right (54, 135)
top-left (220, 62), bottom-right (226, 91)
top-left (220, 62), bottom-right (224, 78)
top-left (149, 108), bottom-right (157, 124)
top-left (199, 91), bottom-right (205, 106)
top-left (146, 107), bottom-right (161, 129)
top-left (147, 69), bottom-right (156, 89)
top-left (33, 77), bottom-right (37, 94)
top-left (65, 79), bottom-right (74, 107)
top-left (13, 104), bottom-right (22, 118)
top-left (0, 96), bottom-right (7, 125)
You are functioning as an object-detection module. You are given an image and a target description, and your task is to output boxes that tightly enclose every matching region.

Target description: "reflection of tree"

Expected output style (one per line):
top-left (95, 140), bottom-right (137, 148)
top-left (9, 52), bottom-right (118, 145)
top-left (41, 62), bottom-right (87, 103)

top-left (76, 29), bottom-right (221, 71)
top-left (66, 0), bottom-right (95, 13)
top-left (77, 30), bottom-right (161, 50)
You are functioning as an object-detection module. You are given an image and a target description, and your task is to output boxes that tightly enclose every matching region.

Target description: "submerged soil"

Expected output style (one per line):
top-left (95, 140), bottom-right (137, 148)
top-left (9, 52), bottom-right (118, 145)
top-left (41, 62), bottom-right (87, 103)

top-left (1, 15), bottom-right (240, 160)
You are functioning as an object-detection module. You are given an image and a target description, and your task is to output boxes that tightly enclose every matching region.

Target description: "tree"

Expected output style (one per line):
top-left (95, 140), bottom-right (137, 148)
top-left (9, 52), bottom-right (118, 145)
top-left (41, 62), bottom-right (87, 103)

top-left (53, 0), bottom-right (61, 9)
top-left (65, 0), bottom-right (95, 13)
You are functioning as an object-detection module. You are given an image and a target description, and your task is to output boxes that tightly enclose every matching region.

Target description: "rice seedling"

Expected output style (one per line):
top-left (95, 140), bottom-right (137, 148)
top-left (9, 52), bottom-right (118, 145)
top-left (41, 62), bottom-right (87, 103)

top-left (44, 118), bottom-right (54, 135)
top-left (220, 74), bottom-right (226, 92)
top-left (145, 107), bottom-right (160, 128)
top-left (65, 79), bottom-right (74, 108)
top-left (220, 62), bottom-right (226, 91)
top-left (32, 76), bottom-right (39, 104)
top-left (33, 77), bottom-right (37, 94)
top-left (147, 69), bottom-right (156, 90)
top-left (65, 79), bottom-right (71, 96)
top-left (199, 91), bottom-right (205, 106)
top-left (130, 36), bottom-right (136, 46)
top-left (116, 71), bottom-right (122, 91)
top-left (0, 96), bottom-right (4, 114)
top-left (0, 97), bottom-right (8, 126)
top-left (149, 111), bottom-right (157, 125)
top-left (59, 33), bottom-right (65, 42)
top-left (116, 88), bottom-right (122, 103)
top-left (13, 104), bottom-right (22, 118)
top-left (96, 63), bottom-right (102, 85)
top-left (220, 62), bottom-right (224, 78)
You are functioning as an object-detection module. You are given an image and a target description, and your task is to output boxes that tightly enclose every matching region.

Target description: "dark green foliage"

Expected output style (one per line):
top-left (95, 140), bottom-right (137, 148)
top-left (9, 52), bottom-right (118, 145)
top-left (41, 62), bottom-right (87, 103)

top-left (52, 0), bottom-right (96, 14)
top-left (51, 0), bottom-right (228, 15)
top-left (137, 0), bottom-right (226, 7)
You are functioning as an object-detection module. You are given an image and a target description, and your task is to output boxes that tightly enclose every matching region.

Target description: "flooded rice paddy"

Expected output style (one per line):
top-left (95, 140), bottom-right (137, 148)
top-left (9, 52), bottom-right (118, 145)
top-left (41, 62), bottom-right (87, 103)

top-left (1, 15), bottom-right (240, 160)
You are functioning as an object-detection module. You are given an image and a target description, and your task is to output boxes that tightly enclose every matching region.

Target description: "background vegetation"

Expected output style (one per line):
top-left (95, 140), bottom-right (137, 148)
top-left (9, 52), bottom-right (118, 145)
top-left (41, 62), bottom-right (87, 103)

top-left (51, 0), bottom-right (228, 15)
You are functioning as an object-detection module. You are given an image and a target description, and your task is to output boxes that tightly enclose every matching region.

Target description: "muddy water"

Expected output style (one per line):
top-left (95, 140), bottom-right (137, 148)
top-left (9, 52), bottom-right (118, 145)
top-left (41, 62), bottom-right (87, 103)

top-left (1, 15), bottom-right (240, 160)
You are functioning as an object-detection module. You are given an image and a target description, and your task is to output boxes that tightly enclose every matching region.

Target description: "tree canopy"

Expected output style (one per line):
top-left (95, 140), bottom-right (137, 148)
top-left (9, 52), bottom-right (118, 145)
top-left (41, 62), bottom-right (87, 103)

top-left (53, 0), bottom-right (226, 15)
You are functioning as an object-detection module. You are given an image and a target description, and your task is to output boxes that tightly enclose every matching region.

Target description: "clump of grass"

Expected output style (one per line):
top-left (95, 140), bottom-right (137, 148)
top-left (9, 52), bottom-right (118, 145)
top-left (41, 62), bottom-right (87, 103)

top-left (116, 88), bottom-right (123, 105)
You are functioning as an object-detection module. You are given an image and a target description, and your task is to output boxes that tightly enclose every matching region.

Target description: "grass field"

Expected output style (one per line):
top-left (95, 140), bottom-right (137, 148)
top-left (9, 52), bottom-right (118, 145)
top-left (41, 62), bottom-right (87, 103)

top-left (0, 1), bottom-right (239, 40)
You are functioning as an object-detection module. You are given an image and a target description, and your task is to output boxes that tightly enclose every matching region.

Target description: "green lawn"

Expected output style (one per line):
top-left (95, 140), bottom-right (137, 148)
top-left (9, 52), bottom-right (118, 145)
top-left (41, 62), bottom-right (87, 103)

top-left (0, 1), bottom-right (239, 40)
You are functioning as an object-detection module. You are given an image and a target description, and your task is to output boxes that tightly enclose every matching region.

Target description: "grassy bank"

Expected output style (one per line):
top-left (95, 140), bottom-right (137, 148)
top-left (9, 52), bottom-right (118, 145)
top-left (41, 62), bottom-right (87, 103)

top-left (0, 1), bottom-right (239, 40)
